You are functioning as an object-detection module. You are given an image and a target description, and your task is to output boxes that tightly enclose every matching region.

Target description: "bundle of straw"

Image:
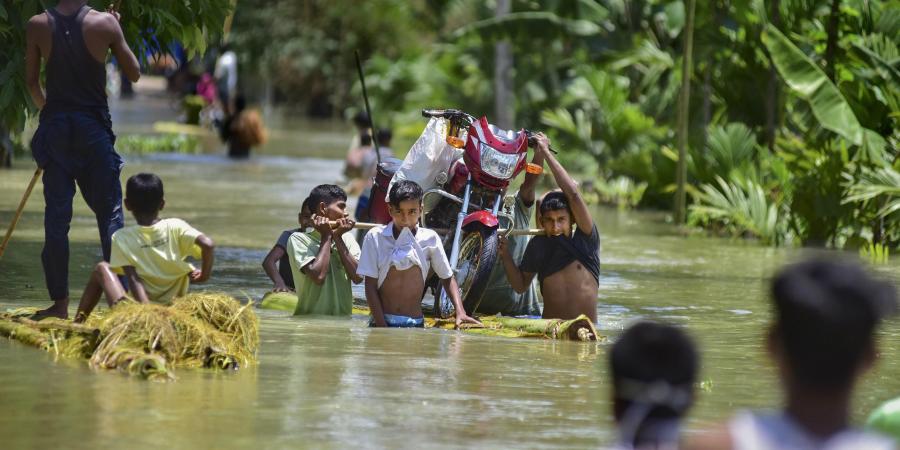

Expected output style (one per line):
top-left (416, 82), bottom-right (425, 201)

top-left (0, 292), bottom-right (259, 380)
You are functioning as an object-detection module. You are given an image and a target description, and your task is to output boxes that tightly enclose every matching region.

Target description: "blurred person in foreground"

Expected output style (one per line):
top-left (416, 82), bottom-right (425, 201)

top-left (611, 321), bottom-right (698, 449)
top-left (689, 257), bottom-right (898, 450)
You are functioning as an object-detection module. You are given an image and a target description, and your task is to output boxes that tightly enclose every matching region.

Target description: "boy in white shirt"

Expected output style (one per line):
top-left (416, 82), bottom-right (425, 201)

top-left (357, 180), bottom-right (479, 328)
top-left (74, 173), bottom-right (215, 322)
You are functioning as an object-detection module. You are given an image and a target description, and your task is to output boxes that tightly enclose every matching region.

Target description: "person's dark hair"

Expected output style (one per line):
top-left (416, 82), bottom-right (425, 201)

top-left (770, 257), bottom-right (897, 389)
top-left (610, 321), bottom-right (698, 423)
top-left (377, 128), bottom-right (392, 146)
top-left (353, 111), bottom-right (370, 129)
top-left (307, 184), bottom-right (347, 213)
top-left (126, 173), bottom-right (164, 215)
top-left (300, 197), bottom-right (311, 214)
top-left (360, 132), bottom-right (373, 147)
top-left (234, 95), bottom-right (247, 112)
top-left (539, 191), bottom-right (571, 216)
top-left (388, 180), bottom-right (423, 207)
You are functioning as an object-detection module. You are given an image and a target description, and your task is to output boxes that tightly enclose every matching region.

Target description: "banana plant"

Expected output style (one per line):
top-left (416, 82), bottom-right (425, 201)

top-left (761, 24), bottom-right (888, 163)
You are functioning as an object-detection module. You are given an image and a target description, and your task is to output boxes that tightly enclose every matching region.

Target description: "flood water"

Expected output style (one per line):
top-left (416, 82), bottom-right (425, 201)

top-left (1, 103), bottom-right (899, 448)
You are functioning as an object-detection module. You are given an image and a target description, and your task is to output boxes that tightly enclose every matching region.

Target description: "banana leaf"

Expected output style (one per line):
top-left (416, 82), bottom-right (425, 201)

top-left (761, 24), bottom-right (886, 160)
top-left (258, 291), bottom-right (298, 312)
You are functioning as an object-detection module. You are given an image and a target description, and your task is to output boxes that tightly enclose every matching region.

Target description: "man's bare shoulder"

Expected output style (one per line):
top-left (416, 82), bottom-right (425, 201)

top-left (82, 10), bottom-right (119, 31)
top-left (26, 12), bottom-right (50, 31)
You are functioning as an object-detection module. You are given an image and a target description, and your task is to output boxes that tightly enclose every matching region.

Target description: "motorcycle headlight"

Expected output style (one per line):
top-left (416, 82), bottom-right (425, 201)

top-left (480, 144), bottom-right (520, 179)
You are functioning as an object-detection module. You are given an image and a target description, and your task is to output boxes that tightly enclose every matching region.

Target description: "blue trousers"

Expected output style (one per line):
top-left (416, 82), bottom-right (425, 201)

top-left (31, 110), bottom-right (124, 300)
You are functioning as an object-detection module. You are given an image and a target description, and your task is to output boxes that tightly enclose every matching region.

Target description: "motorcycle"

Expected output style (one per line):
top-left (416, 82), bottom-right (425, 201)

top-left (368, 108), bottom-right (542, 318)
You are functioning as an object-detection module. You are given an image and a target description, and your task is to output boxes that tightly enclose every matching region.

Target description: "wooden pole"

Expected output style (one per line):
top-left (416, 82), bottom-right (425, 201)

top-left (0, 168), bottom-right (43, 259)
top-left (335, 221), bottom-right (545, 237)
top-left (674, 0), bottom-right (696, 224)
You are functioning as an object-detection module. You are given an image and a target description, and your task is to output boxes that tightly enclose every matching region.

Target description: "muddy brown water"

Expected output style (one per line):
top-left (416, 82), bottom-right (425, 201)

top-left (1, 142), bottom-right (898, 448)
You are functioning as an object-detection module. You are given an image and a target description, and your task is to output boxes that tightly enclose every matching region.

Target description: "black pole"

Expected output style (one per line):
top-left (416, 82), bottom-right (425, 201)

top-left (355, 50), bottom-right (381, 166)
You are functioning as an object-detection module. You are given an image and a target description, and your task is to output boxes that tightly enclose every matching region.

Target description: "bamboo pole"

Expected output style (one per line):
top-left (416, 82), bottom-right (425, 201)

top-left (0, 167), bottom-right (43, 259)
top-left (332, 221), bottom-right (546, 236)
top-left (14, 317), bottom-right (101, 338)
top-left (0, 319), bottom-right (51, 350)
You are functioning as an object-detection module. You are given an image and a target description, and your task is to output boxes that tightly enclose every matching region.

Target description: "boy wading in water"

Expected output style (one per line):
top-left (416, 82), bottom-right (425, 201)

top-left (357, 180), bottom-right (480, 328)
top-left (26, 0), bottom-right (141, 319)
top-left (74, 174), bottom-right (215, 322)
top-left (500, 133), bottom-right (600, 323)
top-left (287, 185), bottom-right (362, 316)
top-left (262, 197), bottom-right (313, 292)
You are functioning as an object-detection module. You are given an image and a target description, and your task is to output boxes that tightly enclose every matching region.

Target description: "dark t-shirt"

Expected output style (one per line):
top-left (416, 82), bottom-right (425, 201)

top-left (275, 229), bottom-right (300, 289)
top-left (520, 225), bottom-right (600, 284)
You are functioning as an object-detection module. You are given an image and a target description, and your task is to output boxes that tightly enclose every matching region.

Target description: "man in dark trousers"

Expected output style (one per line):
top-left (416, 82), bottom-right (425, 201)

top-left (25, 0), bottom-right (140, 319)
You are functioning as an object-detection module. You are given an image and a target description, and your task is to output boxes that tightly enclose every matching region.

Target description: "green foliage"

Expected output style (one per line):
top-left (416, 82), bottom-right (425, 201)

top-left (688, 176), bottom-right (781, 244)
top-left (0, 0), bottom-right (233, 131)
top-left (590, 176), bottom-right (648, 209)
top-left (762, 24), bottom-right (887, 161)
top-left (860, 242), bottom-right (891, 264)
top-left (844, 166), bottom-right (900, 219)
top-left (116, 134), bottom-right (200, 156)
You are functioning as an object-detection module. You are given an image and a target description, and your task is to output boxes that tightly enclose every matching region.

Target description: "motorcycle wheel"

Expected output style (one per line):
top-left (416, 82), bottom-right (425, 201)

top-left (432, 224), bottom-right (498, 318)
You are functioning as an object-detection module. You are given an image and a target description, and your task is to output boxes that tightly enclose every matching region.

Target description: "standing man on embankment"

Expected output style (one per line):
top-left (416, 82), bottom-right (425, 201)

top-left (25, 0), bottom-right (140, 319)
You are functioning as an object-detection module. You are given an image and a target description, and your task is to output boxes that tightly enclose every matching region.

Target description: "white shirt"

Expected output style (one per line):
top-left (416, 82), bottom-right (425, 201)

top-left (730, 410), bottom-right (896, 450)
top-left (357, 223), bottom-right (453, 288)
top-left (214, 50), bottom-right (238, 93)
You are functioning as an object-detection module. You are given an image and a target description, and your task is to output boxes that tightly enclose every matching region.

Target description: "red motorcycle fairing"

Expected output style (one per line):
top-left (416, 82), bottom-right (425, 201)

top-left (464, 116), bottom-right (528, 190)
top-left (448, 160), bottom-right (469, 194)
top-left (461, 210), bottom-right (499, 229)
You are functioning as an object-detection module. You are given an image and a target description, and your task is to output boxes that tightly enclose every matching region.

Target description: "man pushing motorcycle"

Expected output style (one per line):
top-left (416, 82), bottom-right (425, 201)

top-left (499, 133), bottom-right (601, 324)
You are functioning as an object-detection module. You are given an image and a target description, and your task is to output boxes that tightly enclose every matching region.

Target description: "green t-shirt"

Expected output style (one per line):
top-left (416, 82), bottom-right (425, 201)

top-left (287, 230), bottom-right (361, 316)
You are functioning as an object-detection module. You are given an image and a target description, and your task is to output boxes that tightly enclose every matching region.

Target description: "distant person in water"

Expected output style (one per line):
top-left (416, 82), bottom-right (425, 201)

top-left (500, 133), bottom-right (600, 323)
top-left (689, 257), bottom-right (898, 450)
top-left (74, 173), bottom-right (215, 323)
top-left (610, 321), bottom-right (699, 450)
top-left (262, 197), bottom-right (314, 292)
top-left (344, 111), bottom-right (371, 181)
top-left (26, 0), bottom-right (140, 319)
top-left (357, 180), bottom-right (479, 328)
top-left (353, 128), bottom-right (394, 221)
top-left (219, 95), bottom-right (266, 158)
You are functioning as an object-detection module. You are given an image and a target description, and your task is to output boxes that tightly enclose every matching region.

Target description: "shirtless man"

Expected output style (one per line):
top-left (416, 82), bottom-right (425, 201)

top-left (500, 133), bottom-right (600, 323)
top-left (357, 180), bottom-right (479, 328)
top-left (25, 0), bottom-right (140, 319)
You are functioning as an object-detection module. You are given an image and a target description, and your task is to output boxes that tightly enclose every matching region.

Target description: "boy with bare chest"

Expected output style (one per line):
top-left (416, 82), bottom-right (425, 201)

top-left (358, 180), bottom-right (479, 328)
top-left (500, 133), bottom-right (600, 323)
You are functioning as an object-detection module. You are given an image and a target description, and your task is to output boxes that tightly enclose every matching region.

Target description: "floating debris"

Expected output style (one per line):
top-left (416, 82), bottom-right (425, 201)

top-left (0, 293), bottom-right (259, 381)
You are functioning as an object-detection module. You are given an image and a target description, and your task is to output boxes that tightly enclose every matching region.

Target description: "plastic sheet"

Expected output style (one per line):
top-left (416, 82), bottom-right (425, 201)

top-left (387, 117), bottom-right (463, 201)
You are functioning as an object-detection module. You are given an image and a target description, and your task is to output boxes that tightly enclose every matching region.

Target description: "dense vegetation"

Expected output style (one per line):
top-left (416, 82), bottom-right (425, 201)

top-left (3, 1), bottom-right (897, 250)
top-left (230, 0), bottom-right (898, 250)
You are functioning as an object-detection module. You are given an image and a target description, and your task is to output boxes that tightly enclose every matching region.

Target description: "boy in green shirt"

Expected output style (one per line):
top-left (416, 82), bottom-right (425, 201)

top-left (288, 184), bottom-right (362, 315)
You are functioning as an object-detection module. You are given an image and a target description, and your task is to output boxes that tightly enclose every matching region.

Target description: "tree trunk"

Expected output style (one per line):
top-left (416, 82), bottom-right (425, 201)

top-left (701, 66), bottom-right (711, 146)
top-left (494, 0), bottom-right (514, 129)
top-left (675, 0), bottom-right (696, 224)
top-left (825, 0), bottom-right (841, 82)
top-left (765, 0), bottom-right (782, 151)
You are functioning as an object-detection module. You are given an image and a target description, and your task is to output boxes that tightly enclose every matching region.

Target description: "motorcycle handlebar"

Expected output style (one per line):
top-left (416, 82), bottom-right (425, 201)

top-left (422, 109), bottom-right (557, 153)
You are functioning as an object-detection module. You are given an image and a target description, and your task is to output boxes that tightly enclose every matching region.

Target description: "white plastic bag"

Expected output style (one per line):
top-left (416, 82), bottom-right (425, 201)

top-left (387, 117), bottom-right (462, 201)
